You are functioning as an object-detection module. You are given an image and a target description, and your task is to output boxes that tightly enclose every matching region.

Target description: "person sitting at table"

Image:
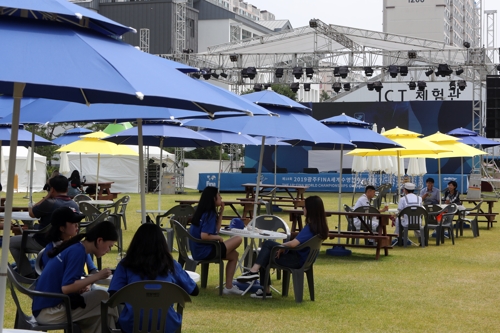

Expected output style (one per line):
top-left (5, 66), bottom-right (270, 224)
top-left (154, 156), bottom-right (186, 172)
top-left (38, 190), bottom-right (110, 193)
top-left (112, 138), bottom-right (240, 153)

top-left (10, 174), bottom-right (80, 278)
top-left (393, 182), bottom-right (423, 244)
top-left (420, 177), bottom-right (440, 205)
top-left (32, 221), bottom-right (119, 333)
top-left (39, 207), bottom-right (97, 276)
top-left (443, 180), bottom-right (461, 205)
top-left (352, 185), bottom-right (388, 232)
top-left (189, 186), bottom-right (243, 295)
top-left (67, 170), bottom-right (83, 198)
top-left (43, 170), bottom-right (59, 192)
top-left (109, 223), bottom-right (198, 333)
top-left (236, 195), bottom-right (329, 298)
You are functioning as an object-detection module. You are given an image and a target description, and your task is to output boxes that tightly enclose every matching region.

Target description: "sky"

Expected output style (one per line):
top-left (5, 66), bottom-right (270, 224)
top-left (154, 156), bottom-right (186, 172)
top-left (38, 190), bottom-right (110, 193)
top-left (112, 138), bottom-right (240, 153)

top-left (248, 0), bottom-right (500, 46)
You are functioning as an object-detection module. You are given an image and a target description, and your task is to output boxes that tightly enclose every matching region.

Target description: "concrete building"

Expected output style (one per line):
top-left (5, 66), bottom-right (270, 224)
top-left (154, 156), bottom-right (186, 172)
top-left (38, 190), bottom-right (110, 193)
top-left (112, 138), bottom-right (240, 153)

top-left (383, 0), bottom-right (481, 48)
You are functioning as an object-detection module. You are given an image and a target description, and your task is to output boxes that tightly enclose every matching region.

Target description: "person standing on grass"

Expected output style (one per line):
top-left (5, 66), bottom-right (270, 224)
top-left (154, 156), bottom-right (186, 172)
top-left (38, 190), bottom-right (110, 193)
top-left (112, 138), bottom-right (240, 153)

top-left (237, 195), bottom-right (329, 298)
top-left (109, 223), bottom-right (198, 333)
top-left (33, 221), bottom-right (119, 333)
top-left (189, 186), bottom-right (243, 295)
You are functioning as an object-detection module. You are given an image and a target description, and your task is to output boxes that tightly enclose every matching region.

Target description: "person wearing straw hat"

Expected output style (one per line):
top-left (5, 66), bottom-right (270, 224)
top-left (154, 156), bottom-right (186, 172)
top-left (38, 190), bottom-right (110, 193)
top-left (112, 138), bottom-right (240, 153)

top-left (395, 182), bottom-right (423, 238)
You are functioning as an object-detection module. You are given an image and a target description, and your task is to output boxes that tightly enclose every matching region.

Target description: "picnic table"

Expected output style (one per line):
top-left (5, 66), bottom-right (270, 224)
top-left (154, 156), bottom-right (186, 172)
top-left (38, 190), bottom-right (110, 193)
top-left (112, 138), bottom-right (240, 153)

top-left (283, 208), bottom-right (394, 260)
top-left (460, 198), bottom-right (498, 229)
top-left (240, 183), bottom-right (308, 209)
top-left (83, 182), bottom-right (118, 200)
top-left (175, 199), bottom-right (256, 224)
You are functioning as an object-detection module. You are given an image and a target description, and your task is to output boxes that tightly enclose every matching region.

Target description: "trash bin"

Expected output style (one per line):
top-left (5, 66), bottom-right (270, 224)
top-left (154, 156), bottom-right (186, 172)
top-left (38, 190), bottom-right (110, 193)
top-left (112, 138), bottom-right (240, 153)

top-left (161, 173), bottom-right (176, 194)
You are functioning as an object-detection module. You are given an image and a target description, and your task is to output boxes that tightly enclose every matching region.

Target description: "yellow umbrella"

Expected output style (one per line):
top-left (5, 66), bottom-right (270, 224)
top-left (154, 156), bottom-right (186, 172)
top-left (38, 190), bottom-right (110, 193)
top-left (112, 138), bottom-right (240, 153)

top-left (408, 132), bottom-right (487, 193)
top-left (347, 127), bottom-right (452, 195)
top-left (57, 131), bottom-right (138, 199)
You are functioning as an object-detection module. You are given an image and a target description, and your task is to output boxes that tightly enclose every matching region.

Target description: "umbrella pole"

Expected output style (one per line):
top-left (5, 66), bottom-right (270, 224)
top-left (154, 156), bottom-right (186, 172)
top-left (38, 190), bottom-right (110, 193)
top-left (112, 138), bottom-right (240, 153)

top-left (273, 143), bottom-right (277, 207)
top-left (337, 145), bottom-right (344, 243)
top-left (0, 82), bottom-right (25, 330)
top-left (217, 145), bottom-right (222, 190)
top-left (461, 157), bottom-right (464, 194)
top-left (397, 152), bottom-right (401, 201)
top-left (251, 136), bottom-right (266, 229)
top-left (158, 138), bottom-right (164, 211)
top-left (96, 154), bottom-right (100, 200)
top-left (137, 119), bottom-right (147, 224)
top-left (438, 159), bottom-right (441, 196)
top-left (79, 152), bottom-right (82, 176)
top-left (29, 130), bottom-right (35, 204)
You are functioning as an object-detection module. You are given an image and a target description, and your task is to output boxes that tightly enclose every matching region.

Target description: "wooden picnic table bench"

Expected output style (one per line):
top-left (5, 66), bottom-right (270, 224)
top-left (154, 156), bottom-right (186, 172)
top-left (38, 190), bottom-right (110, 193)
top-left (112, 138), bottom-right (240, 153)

top-left (466, 212), bottom-right (497, 229)
top-left (175, 199), bottom-right (256, 224)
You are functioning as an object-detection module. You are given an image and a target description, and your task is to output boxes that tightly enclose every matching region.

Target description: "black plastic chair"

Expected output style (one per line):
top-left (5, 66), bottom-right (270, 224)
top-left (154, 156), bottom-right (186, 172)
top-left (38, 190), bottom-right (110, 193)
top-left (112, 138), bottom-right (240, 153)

top-left (156, 204), bottom-right (195, 228)
top-left (72, 194), bottom-right (92, 204)
top-left (101, 195), bottom-right (130, 230)
top-left (397, 206), bottom-right (427, 247)
top-left (425, 204), bottom-right (457, 245)
top-left (455, 201), bottom-right (482, 238)
top-left (101, 281), bottom-right (191, 333)
top-left (79, 210), bottom-right (111, 270)
top-left (343, 204), bottom-right (357, 245)
top-left (171, 220), bottom-right (224, 295)
top-left (17, 223), bottom-right (51, 277)
top-left (262, 235), bottom-right (323, 303)
top-left (7, 264), bottom-right (81, 333)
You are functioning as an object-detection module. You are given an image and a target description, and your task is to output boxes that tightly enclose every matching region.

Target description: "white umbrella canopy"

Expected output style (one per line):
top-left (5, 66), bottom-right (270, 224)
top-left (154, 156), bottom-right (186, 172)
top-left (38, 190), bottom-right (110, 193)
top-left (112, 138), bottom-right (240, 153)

top-left (351, 155), bottom-right (367, 173)
top-left (59, 152), bottom-right (71, 175)
top-left (407, 158), bottom-right (420, 176)
top-left (418, 158), bottom-right (427, 175)
top-left (24, 147), bottom-right (36, 172)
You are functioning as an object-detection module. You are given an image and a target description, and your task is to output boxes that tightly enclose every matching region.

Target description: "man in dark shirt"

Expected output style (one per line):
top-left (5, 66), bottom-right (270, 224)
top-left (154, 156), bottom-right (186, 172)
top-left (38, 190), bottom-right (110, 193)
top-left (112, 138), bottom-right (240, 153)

top-left (9, 175), bottom-right (80, 277)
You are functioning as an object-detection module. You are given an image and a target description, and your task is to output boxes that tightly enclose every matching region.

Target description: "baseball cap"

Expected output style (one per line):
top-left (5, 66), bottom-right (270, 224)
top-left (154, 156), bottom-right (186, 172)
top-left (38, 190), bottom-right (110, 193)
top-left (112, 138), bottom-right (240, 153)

top-left (404, 182), bottom-right (416, 190)
top-left (229, 218), bottom-right (245, 229)
top-left (50, 207), bottom-right (86, 228)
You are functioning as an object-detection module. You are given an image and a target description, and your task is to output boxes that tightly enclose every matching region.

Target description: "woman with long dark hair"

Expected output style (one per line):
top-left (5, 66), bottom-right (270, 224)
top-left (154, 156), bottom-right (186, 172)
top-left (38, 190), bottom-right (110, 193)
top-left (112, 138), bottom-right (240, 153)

top-left (109, 223), bottom-right (198, 333)
top-left (67, 170), bottom-right (82, 198)
top-left (189, 186), bottom-right (243, 295)
top-left (33, 221), bottom-right (118, 333)
top-left (237, 195), bottom-right (329, 298)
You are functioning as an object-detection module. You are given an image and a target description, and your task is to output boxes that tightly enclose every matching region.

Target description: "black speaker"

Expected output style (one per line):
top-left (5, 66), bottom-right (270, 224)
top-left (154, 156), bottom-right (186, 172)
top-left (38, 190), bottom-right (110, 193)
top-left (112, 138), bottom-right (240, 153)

top-left (486, 75), bottom-right (500, 138)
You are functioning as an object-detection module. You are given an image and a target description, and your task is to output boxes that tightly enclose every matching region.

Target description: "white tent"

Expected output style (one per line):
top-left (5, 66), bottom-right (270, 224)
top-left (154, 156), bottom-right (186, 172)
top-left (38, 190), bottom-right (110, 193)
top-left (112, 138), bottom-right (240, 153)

top-left (1, 146), bottom-right (47, 192)
top-left (67, 145), bottom-right (174, 193)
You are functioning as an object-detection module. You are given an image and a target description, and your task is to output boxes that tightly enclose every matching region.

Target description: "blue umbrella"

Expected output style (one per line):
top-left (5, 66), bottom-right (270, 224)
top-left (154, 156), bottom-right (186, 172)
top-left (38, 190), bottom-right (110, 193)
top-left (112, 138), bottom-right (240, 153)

top-left (197, 129), bottom-right (260, 145)
top-left (1, 0), bottom-right (134, 37)
top-left (0, 12), bottom-right (267, 312)
top-left (0, 124), bottom-right (53, 147)
top-left (447, 128), bottom-right (500, 148)
top-left (104, 121), bottom-right (217, 210)
top-left (243, 90), bottom-right (312, 115)
top-left (52, 127), bottom-right (93, 146)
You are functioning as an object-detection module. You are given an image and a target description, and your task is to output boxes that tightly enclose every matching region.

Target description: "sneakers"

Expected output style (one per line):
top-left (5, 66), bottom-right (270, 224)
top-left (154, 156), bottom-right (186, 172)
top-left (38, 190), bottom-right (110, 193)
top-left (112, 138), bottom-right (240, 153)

top-left (223, 285), bottom-right (243, 295)
top-left (391, 238), bottom-right (399, 246)
top-left (250, 289), bottom-right (272, 299)
top-left (236, 271), bottom-right (259, 283)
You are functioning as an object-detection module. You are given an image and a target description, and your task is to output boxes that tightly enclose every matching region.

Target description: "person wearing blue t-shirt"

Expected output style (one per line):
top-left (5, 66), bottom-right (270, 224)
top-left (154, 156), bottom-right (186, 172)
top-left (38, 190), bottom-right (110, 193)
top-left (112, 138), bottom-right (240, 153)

top-left (189, 186), bottom-right (243, 295)
top-left (109, 223), bottom-right (198, 333)
top-left (33, 221), bottom-right (118, 333)
top-left (237, 196), bottom-right (329, 298)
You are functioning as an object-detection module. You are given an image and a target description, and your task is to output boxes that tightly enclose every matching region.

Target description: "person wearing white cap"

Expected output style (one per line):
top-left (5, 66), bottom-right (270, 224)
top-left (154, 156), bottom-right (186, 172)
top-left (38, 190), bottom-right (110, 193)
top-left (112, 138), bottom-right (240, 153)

top-left (395, 182), bottom-right (423, 237)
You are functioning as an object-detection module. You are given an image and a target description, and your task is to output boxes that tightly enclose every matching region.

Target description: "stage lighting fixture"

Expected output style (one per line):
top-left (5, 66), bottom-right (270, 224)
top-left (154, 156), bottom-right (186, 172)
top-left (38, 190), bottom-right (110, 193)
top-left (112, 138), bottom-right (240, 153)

top-left (241, 68), bottom-right (248, 78)
top-left (455, 68), bottom-right (464, 75)
top-left (373, 81), bottom-right (383, 92)
top-left (408, 51), bottom-right (417, 59)
top-left (220, 72), bottom-right (228, 79)
top-left (417, 81), bottom-right (427, 91)
top-left (408, 81), bottom-right (416, 90)
top-left (182, 48), bottom-right (193, 54)
top-left (343, 83), bottom-right (351, 91)
top-left (399, 66), bottom-right (408, 76)
top-left (305, 67), bottom-right (314, 79)
top-left (332, 82), bottom-right (342, 93)
top-left (230, 53), bottom-right (239, 62)
top-left (202, 68), bottom-right (211, 80)
top-left (364, 67), bottom-right (374, 77)
top-left (292, 66), bottom-right (303, 79)
top-left (192, 73), bottom-right (201, 79)
top-left (290, 82), bottom-right (300, 93)
top-left (436, 64), bottom-right (453, 77)
top-left (338, 66), bottom-right (349, 79)
top-left (333, 67), bottom-right (340, 77)
top-left (497, 64), bottom-right (500, 72)
top-left (246, 67), bottom-right (257, 80)
top-left (309, 19), bottom-right (318, 28)
top-left (264, 83), bottom-right (271, 89)
top-left (425, 68), bottom-right (434, 77)
top-left (388, 65), bottom-right (399, 78)
top-left (304, 83), bottom-right (311, 92)
top-left (463, 41), bottom-right (471, 49)
top-left (275, 68), bottom-right (284, 78)
top-left (458, 80), bottom-right (467, 91)
top-left (449, 80), bottom-right (456, 90)
top-left (253, 83), bottom-right (263, 92)
top-left (211, 72), bottom-right (219, 79)
top-left (367, 82), bottom-right (375, 91)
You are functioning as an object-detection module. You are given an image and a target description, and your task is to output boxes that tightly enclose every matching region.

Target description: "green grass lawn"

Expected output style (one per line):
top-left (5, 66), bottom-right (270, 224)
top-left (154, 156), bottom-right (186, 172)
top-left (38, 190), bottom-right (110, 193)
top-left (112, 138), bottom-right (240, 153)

top-left (2, 190), bottom-right (500, 332)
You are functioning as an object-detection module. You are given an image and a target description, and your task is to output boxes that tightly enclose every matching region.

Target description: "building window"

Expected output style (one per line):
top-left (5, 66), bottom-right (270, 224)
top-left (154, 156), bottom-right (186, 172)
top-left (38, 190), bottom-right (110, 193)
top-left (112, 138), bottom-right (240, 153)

top-left (188, 19), bottom-right (195, 38)
top-left (242, 29), bottom-right (252, 40)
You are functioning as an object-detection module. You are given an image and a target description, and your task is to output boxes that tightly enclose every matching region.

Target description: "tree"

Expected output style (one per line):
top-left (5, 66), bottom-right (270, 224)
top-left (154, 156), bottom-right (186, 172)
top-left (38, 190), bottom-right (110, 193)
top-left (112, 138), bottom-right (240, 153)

top-left (320, 90), bottom-right (331, 102)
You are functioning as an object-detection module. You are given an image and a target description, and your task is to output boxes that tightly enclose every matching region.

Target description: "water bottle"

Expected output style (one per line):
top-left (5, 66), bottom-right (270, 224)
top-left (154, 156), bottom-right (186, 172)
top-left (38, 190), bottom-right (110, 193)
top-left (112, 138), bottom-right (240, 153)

top-left (82, 175), bottom-right (86, 184)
